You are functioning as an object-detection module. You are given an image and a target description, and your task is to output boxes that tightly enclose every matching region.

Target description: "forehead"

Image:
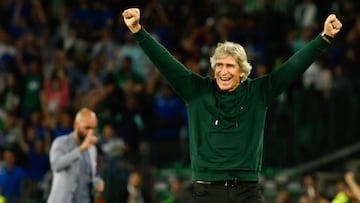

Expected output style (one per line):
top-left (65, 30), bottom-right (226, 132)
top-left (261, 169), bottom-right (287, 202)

top-left (77, 116), bottom-right (97, 128)
top-left (216, 55), bottom-right (237, 63)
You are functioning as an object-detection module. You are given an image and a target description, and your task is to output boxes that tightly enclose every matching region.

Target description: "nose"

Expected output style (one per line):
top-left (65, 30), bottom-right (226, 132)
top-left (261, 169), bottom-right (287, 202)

top-left (219, 69), bottom-right (229, 76)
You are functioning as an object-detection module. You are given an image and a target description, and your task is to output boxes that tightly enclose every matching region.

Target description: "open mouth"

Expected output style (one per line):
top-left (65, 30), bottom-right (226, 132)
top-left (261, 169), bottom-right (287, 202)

top-left (220, 76), bottom-right (231, 81)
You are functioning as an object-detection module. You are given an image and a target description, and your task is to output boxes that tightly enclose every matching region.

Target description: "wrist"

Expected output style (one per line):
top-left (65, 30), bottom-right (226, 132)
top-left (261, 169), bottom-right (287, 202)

top-left (130, 24), bottom-right (142, 33)
top-left (320, 31), bottom-right (334, 44)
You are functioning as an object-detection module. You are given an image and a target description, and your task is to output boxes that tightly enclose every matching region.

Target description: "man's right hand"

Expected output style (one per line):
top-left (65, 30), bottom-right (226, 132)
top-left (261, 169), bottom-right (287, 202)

top-left (80, 134), bottom-right (98, 151)
top-left (122, 8), bottom-right (142, 33)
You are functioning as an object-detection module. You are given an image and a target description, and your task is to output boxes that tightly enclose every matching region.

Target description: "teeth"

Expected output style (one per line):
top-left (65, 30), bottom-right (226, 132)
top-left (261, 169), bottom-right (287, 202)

top-left (220, 76), bottom-right (230, 81)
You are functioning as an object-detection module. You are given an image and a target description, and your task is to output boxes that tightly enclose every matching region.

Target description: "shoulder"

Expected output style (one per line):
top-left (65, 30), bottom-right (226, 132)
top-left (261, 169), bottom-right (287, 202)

top-left (54, 132), bottom-right (73, 142)
top-left (52, 133), bottom-right (75, 148)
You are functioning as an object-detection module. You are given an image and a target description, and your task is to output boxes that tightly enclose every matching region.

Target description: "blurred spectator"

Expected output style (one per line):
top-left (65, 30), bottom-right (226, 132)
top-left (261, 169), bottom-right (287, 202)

top-left (290, 26), bottom-right (315, 53)
top-left (21, 57), bottom-right (43, 116)
top-left (143, 0), bottom-right (170, 46)
top-left (276, 189), bottom-right (292, 203)
top-left (25, 109), bottom-right (50, 150)
top-left (330, 64), bottom-right (353, 95)
top-left (79, 53), bottom-right (108, 109)
top-left (90, 28), bottom-right (117, 68)
top-left (331, 178), bottom-right (351, 203)
top-left (100, 123), bottom-right (128, 162)
top-left (152, 82), bottom-right (185, 167)
top-left (28, 0), bottom-right (47, 34)
top-left (0, 148), bottom-right (26, 203)
top-left (153, 83), bottom-right (185, 139)
top-left (67, 0), bottom-right (95, 40)
top-left (99, 122), bottom-right (128, 203)
top-left (0, 111), bottom-right (22, 154)
top-left (302, 57), bottom-right (332, 99)
top-left (16, 31), bottom-right (42, 75)
top-left (345, 15), bottom-right (360, 78)
top-left (90, 1), bottom-right (113, 30)
top-left (117, 93), bottom-right (145, 164)
top-left (18, 125), bottom-right (50, 203)
top-left (299, 173), bottom-right (330, 203)
top-left (96, 72), bottom-right (126, 125)
top-left (336, 0), bottom-right (359, 36)
top-left (120, 169), bottom-right (152, 203)
top-left (328, 63), bottom-right (357, 149)
top-left (8, 0), bottom-right (33, 38)
top-left (0, 28), bottom-right (16, 64)
top-left (42, 69), bottom-right (70, 115)
top-left (115, 55), bottom-right (145, 95)
top-left (162, 176), bottom-right (194, 203)
top-left (51, 108), bottom-right (73, 139)
top-left (294, 0), bottom-right (318, 30)
top-left (0, 72), bottom-right (23, 116)
top-left (18, 125), bottom-right (50, 177)
top-left (114, 32), bottom-right (147, 80)
top-left (162, 176), bottom-right (183, 203)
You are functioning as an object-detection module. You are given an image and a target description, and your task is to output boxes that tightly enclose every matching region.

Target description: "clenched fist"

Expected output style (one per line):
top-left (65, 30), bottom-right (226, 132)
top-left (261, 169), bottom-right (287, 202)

top-left (323, 14), bottom-right (342, 37)
top-left (122, 8), bottom-right (142, 33)
top-left (79, 133), bottom-right (98, 151)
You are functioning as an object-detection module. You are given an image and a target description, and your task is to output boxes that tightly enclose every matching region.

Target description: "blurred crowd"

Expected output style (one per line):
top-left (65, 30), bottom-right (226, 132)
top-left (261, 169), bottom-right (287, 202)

top-left (0, 0), bottom-right (360, 202)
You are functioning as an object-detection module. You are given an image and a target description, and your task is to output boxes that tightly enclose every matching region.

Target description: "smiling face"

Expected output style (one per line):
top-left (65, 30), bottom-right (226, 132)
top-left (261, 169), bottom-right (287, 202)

top-left (214, 55), bottom-right (245, 92)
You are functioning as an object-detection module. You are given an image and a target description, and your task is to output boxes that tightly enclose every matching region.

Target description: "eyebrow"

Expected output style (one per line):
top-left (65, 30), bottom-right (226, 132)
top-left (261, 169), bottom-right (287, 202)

top-left (216, 62), bottom-right (236, 67)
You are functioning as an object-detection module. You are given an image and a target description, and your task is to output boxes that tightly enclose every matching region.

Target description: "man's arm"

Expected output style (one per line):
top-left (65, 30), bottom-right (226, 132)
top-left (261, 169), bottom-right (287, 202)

top-left (260, 14), bottom-right (342, 104)
top-left (122, 8), bottom-right (206, 101)
top-left (345, 172), bottom-right (360, 201)
top-left (50, 133), bottom-right (98, 171)
top-left (49, 137), bottom-right (82, 172)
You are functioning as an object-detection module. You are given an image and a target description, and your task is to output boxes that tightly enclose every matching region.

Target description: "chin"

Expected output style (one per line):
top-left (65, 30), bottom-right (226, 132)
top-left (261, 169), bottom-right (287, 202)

top-left (219, 86), bottom-right (231, 91)
top-left (217, 80), bottom-right (235, 91)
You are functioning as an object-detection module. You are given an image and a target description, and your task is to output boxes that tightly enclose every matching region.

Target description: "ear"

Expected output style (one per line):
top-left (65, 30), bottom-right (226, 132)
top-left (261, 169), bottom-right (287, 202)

top-left (240, 72), bottom-right (245, 78)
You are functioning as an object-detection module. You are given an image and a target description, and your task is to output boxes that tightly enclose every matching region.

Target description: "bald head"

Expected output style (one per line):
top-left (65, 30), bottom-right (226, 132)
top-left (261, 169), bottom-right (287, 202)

top-left (74, 108), bottom-right (98, 144)
top-left (75, 108), bottom-right (97, 123)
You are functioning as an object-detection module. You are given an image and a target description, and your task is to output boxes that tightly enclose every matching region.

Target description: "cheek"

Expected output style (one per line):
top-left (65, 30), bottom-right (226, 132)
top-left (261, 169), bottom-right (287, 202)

top-left (232, 76), bottom-right (241, 85)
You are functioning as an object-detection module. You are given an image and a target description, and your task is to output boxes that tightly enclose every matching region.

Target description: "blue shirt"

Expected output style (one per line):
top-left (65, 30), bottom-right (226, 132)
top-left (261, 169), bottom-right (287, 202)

top-left (0, 165), bottom-right (26, 203)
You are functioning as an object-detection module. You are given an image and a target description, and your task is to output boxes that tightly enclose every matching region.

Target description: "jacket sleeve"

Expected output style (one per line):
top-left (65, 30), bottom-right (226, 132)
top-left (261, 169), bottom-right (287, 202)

top-left (49, 136), bottom-right (82, 172)
top-left (260, 35), bottom-right (330, 105)
top-left (133, 28), bottom-right (208, 101)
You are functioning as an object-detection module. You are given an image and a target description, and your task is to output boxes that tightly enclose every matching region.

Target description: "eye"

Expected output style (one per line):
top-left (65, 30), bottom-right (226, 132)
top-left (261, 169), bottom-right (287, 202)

top-left (84, 126), bottom-right (94, 130)
top-left (215, 63), bottom-right (223, 68)
top-left (226, 64), bottom-right (236, 69)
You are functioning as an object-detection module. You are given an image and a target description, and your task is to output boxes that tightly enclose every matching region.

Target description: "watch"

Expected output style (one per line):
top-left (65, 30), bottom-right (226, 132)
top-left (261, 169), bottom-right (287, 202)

top-left (320, 32), bottom-right (333, 44)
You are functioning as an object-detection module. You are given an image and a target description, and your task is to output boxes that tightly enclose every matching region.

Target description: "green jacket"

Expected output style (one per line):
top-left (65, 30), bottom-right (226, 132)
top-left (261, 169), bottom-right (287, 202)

top-left (134, 28), bottom-right (329, 181)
